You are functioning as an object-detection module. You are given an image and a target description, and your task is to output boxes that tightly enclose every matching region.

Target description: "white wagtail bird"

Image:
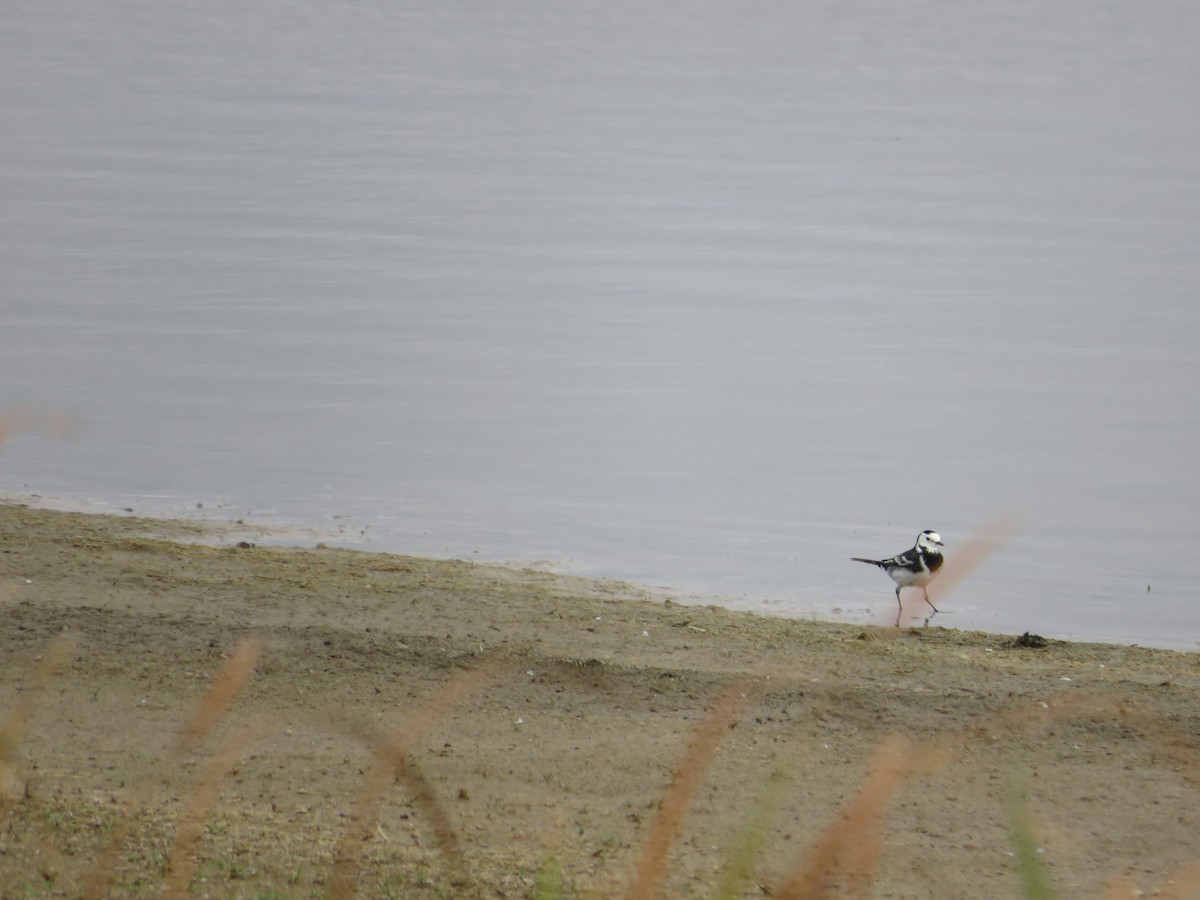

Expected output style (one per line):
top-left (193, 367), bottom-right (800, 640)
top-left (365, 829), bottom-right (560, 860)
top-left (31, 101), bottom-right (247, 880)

top-left (852, 530), bottom-right (945, 623)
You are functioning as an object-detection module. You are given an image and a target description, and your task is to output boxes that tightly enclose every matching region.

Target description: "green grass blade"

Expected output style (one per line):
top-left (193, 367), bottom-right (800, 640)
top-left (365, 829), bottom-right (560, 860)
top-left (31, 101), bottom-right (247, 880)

top-left (711, 770), bottom-right (788, 900)
top-left (534, 852), bottom-right (564, 900)
top-left (1004, 776), bottom-right (1055, 900)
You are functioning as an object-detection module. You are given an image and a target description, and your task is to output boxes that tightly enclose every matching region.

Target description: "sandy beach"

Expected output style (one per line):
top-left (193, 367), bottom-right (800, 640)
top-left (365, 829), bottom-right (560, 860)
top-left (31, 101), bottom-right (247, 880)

top-left (2, 501), bottom-right (1198, 898)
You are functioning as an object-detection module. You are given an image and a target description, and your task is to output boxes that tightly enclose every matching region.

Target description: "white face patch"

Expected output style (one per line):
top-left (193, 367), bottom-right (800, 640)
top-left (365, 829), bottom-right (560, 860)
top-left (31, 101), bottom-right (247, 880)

top-left (920, 531), bottom-right (944, 550)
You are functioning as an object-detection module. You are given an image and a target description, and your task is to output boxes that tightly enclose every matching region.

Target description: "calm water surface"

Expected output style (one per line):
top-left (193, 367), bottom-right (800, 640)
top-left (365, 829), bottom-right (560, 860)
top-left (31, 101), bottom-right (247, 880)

top-left (3, 1), bottom-right (1198, 647)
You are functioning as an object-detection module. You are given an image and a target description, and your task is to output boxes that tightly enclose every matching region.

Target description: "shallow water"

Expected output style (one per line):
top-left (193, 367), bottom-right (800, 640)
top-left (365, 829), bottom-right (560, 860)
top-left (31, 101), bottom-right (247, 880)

top-left (3, 1), bottom-right (1199, 648)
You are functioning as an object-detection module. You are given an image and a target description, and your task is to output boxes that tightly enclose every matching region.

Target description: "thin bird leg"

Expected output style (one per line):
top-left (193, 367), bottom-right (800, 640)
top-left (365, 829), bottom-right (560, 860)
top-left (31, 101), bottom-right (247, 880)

top-left (894, 586), bottom-right (903, 628)
top-left (922, 588), bottom-right (939, 614)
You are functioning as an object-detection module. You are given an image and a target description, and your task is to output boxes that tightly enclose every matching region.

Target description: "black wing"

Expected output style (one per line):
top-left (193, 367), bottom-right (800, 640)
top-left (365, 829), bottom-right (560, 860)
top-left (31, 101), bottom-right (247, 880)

top-left (877, 546), bottom-right (924, 573)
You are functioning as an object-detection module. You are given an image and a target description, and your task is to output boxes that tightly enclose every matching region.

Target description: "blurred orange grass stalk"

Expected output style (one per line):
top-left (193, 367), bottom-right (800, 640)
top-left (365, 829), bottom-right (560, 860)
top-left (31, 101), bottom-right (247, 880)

top-left (84, 636), bottom-right (263, 899)
top-left (773, 732), bottom-right (952, 900)
top-left (623, 676), bottom-right (762, 900)
top-left (0, 632), bottom-right (78, 803)
top-left (162, 721), bottom-right (273, 899)
top-left (768, 687), bottom-right (1199, 899)
top-left (0, 408), bottom-right (76, 450)
top-left (173, 636), bottom-right (263, 755)
top-left (327, 657), bottom-right (505, 900)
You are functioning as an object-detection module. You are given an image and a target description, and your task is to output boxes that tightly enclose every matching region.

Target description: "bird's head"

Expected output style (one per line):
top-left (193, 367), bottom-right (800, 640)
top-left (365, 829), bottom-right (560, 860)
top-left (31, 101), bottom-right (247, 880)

top-left (917, 530), bottom-right (944, 553)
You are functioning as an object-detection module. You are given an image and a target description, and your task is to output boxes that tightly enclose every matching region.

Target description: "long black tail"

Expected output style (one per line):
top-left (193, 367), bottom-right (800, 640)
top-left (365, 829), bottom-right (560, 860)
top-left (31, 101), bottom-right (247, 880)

top-left (850, 557), bottom-right (882, 567)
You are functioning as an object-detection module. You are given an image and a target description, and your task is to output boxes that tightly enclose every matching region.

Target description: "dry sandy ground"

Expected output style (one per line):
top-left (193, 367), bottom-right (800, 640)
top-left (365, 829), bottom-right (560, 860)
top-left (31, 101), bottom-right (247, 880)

top-left (1, 502), bottom-right (1199, 899)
